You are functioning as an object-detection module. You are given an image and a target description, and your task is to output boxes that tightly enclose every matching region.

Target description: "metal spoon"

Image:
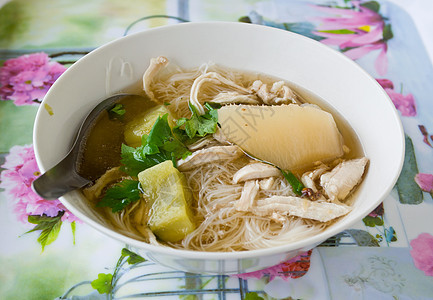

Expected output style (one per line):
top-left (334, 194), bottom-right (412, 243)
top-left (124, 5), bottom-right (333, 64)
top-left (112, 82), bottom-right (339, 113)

top-left (32, 93), bottom-right (144, 200)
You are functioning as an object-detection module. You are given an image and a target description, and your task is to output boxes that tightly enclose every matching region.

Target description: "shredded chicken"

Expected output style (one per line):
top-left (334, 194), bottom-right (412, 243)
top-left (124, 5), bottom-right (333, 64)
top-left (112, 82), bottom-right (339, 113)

top-left (142, 56), bottom-right (169, 102)
top-left (270, 212), bottom-right (287, 223)
top-left (177, 145), bottom-right (243, 171)
top-left (250, 80), bottom-right (297, 105)
top-left (211, 91), bottom-right (259, 105)
top-left (259, 177), bottom-right (275, 190)
top-left (320, 157), bottom-right (369, 202)
top-left (186, 136), bottom-right (217, 151)
top-left (233, 162), bottom-right (281, 184)
top-left (235, 180), bottom-right (259, 211)
top-left (190, 72), bottom-right (251, 114)
top-left (254, 196), bottom-right (351, 222)
top-left (213, 128), bottom-right (230, 144)
top-left (135, 224), bottom-right (159, 246)
top-left (82, 167), bottom-right (128, 202)
top-left (301, 164), bottom-right (329, 192)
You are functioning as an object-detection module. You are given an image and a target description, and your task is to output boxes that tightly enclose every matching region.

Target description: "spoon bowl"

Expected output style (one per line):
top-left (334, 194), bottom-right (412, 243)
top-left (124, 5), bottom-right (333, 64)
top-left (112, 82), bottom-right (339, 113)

top-left (32, 93), bottom-right (143, 199)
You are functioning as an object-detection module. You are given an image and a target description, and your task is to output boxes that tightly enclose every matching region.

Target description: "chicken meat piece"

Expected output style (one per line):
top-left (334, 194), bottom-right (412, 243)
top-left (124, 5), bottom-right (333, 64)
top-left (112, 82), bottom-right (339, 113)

top-left (82, 167), bottom-right (127, 201)
top-left (259, 177), bottom-right (275, 190)
top-left (301, 164), bottom-right (328, 192)
top-left (142, 56), bottom-right (169, 103)
top-left (190, 72), bottom-right (251, 114)
top-left (320, 157), bottom-right (369, 202)
top-left (254, 196), bottom-right (351, 222)
top-left (235, 180), bottom-right (260, 211)
top-left (213, 128), bottom-right (230, 144)
top-left (233, 162), bottom-right (281, 184)
top-left (270, 81), bottom-right (298, 104)
top-left (250, 80), bottom-right (297, 105)
top-left (186, 136), bottom-right (217, 151)
top-left (177, 145), bottom-right (243, 171)
top-left (211, 91), bottom-right (259, 105)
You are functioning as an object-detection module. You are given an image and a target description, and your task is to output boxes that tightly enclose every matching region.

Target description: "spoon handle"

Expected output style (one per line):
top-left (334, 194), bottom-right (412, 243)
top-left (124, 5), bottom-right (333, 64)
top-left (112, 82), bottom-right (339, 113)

top-left (32, 154), bottom-right (91, 200)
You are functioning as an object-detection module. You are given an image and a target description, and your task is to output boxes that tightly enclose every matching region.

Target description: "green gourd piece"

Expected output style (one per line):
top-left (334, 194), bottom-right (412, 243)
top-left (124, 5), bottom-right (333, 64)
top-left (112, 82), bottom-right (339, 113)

top-left (124, 105), bottom-right (171, 147)
top-left (138, 160), bottom-right (195, 242)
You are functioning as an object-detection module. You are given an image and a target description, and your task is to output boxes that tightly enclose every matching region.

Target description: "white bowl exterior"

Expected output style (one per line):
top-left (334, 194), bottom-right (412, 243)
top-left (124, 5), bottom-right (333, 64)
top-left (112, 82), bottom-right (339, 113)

top-left (33, 22), bottom-right (404, 274)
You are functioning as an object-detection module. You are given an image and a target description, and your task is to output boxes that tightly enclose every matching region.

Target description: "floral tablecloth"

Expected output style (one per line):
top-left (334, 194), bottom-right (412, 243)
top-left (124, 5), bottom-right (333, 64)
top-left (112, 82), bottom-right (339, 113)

top-left (1, 0), bottom-right (433, 299)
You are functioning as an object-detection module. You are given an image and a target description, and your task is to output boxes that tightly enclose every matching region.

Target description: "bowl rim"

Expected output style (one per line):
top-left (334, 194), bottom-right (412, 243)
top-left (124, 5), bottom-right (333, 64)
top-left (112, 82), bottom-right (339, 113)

top-left (34, 21), bottom-right (405, 261)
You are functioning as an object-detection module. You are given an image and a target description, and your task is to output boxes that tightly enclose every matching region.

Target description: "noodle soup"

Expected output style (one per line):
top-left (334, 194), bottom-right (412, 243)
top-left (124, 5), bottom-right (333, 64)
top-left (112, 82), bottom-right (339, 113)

top-left (80, 56), bottom-right (368, 252)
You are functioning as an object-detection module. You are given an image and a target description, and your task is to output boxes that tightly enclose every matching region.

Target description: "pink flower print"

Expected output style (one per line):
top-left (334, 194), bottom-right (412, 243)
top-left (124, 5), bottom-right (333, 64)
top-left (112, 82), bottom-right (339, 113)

top-left (410, 233), bottom-right (433, 276)
top-left (415, 173), bottom-right (433, 194)
top-left (234, 250), bottom-right (312, 281)
top-left (385, 89), bottom-right (416, 117)
top-left (368, 202), bottom-right (384, 218)
top-left (376, 78), bottom-right (394, 89)
top-left (0, 145), bottom-right (80, 224)
top-left (312, 1), bottom-right (392, 76)
top-left (418, 125), bottom-right (433, 148)
top-left (376, 78), bottom-right (416, 116)
top-left (0, 52), bottom-right (66, 106)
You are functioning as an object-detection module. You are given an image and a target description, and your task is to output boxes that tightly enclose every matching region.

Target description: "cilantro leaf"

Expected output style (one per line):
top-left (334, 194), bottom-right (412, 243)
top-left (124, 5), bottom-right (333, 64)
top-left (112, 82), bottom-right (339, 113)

top-left (120, 114), bottom-right (191, 176)
top-left (91, 273), bottom-right (113, 294)
top-left (121, 143), bottom-right (171, 176)
top-left (174, 102), bottom-right (219, 140)
top-left (146, 113), bottom-right (173, 149)
top-left (97, 179), bottom-right (141, 212)
top-left (162, 138), bottom-right (192, 160)
top-left (110, 103), bottom-right (126, 116)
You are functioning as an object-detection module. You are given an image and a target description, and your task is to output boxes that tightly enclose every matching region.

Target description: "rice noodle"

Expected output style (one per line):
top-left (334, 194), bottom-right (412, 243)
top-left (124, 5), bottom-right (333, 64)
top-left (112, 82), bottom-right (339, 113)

top-left (102, 200), bottom-right (162, 246)
top-left (152, 62), bottom-right (250, 118)
top-left (162, 158), bottom-right (324, 252)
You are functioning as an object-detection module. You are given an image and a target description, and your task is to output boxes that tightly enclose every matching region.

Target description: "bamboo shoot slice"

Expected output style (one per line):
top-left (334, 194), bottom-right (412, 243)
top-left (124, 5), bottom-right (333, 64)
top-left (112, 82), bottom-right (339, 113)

top-left (217, 104), bottom-right (344, 171)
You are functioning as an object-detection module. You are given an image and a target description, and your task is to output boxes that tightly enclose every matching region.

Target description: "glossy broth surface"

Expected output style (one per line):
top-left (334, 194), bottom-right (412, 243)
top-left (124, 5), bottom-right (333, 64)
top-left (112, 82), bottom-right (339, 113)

top-left (77, 94), bottom-right (155, 181)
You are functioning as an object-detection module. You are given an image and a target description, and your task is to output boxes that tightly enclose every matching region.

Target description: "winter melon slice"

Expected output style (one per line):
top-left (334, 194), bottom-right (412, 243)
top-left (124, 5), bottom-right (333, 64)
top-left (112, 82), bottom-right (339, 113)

top-left (138, 160), bottom-right (195, 242)
top-left (124, 105), bottom-right (171, 147)
top-left (218, 104), bottom-right (344, 171)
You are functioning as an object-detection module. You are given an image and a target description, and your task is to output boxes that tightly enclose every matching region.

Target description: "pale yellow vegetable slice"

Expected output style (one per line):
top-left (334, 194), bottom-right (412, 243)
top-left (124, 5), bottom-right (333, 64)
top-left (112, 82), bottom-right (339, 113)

top-left (138, 161), bottom-right (195, 242)
top-left (124, 105), bottom-right (171, 147)
top-left (218, 104), bottom-right (344, 171)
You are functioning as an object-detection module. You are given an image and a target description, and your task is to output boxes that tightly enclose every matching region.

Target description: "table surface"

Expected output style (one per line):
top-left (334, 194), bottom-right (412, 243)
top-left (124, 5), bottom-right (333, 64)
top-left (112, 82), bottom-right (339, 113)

top-left (1, 0), bottom-right (433, 299)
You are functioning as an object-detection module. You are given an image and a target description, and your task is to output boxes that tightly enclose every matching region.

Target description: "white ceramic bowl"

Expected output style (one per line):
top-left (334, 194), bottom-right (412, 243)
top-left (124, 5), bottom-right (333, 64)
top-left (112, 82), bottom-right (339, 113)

top-left (33, 22), bottom-right (405, 274)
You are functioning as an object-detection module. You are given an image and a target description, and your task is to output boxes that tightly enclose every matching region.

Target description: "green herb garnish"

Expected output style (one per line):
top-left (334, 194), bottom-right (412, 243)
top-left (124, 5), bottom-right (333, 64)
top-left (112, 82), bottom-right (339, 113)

top-left (120, 114), bottom-right (191, 176)
top-left (281, 169), bottom-right (305, 196)
top-left (109, 103), bottom-right (126, 116)
top-left (97, 179), bottom-right (141, 212)
top-left (174, 102), bottom-right (219, 140)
